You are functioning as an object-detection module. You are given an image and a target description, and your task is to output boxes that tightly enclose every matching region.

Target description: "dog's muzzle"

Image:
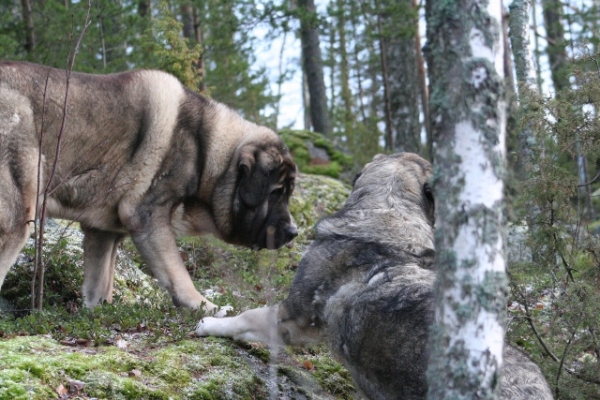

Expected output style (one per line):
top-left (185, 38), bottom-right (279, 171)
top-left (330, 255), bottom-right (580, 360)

top-left (265, 223), bottom-right (298, 249)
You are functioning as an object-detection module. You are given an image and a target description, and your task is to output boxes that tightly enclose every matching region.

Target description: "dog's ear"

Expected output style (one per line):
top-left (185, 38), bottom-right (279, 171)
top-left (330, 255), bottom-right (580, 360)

top-left (238, 150), bottom-right (269, 207)
top-left (423, 182), bottom-right (435, 226)
top-left (351, 172), bottom-right (362, 188)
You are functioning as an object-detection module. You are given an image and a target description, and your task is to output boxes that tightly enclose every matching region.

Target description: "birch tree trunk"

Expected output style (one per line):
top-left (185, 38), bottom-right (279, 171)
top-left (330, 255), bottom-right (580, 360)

top-left (509, 0), bottom-right (538, 174)
top-left (509, 0), bottom-right (537, 91)
top-left (424, 0), bottom-right (508, 397)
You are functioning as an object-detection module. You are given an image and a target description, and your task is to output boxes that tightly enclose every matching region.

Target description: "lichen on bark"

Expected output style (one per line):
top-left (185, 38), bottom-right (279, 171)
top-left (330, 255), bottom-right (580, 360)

top-left (425, 0), bottom-right (508, 398)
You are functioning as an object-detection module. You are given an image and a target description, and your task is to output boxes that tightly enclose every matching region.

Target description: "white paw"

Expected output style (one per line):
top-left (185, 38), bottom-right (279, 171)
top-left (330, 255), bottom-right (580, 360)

top-left (195, 317), bottom-right (219, 337)
top-left (213, 305), bottom-right (233, 318)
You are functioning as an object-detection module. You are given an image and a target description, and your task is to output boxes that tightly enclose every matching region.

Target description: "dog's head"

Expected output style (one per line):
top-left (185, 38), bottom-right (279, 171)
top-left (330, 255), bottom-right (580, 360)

top-left (316, 153), bottom-right (434, 254)
top-left (227, 138), bottom-right (298, 250)
top-left (351, 152), bottom-right (434, 226)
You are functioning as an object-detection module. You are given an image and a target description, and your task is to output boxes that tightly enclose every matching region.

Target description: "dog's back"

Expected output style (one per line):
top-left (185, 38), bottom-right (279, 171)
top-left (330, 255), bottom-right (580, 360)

top-left (324, 260), bottom-right (553, 399)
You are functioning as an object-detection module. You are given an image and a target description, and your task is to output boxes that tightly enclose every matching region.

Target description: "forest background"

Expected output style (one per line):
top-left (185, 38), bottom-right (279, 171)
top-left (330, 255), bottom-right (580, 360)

top-left (0, 0), bottom-right (600, 398)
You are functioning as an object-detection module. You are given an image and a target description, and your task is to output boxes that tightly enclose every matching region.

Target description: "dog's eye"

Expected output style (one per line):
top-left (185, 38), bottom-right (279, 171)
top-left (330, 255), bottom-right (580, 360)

top-left (271, 188), bottom-right (284, 196)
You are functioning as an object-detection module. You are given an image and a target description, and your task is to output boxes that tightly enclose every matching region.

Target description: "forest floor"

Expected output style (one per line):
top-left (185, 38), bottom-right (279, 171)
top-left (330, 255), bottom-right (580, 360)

top-left (0, 173), bottom-right (358, 400)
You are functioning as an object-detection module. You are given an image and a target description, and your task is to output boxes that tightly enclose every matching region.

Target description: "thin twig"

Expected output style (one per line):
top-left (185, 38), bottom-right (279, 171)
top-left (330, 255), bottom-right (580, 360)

top-left (578, 168), bottom-right (600, 187)
top-left (35, 0), bottom-right (93, 310)
top-left (32, 71), bottom-right (51, 310)
top-left (511, 282), bottom-right (560, 362)
top-left (555, 330), bottom-right (576, 398)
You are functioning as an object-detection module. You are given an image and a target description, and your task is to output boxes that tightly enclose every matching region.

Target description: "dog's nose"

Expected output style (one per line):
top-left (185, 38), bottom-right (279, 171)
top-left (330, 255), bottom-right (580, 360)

top-left (285, 224), bottom-right (298, 241)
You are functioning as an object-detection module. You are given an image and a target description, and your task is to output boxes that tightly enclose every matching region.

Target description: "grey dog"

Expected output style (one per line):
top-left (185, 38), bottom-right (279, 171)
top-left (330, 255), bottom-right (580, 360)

top-left (196, 153), bottom-right (553, 399)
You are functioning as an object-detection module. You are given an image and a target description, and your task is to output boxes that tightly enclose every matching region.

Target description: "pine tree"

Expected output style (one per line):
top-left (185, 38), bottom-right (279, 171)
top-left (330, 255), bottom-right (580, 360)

top-left (297, 0), bottom-right (332, 135)
top-left (381, 0), bottom-right (422, 154)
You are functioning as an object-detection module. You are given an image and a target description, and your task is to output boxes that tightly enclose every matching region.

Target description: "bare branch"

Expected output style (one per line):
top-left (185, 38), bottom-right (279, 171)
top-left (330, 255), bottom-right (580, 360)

top-left (35, 0), bottom-right (93, 310)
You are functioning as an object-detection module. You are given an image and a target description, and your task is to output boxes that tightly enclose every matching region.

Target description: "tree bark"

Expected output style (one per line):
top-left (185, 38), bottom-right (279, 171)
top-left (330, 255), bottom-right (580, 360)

top-left (192, 5), bottom-right (207, 93)
top-left (414, 0), bottom-right (431, 159)
top-left (541, 0), bottom-right (569, 93)
top-left (375, 0), bottom-right (394, 150)
top-left (302, 66), bottom-right (312, 131)
top-left (180, 2), bottom-right (194, 41)
top-left (508, 0), bottom-right (539, 176)
top-left (530, 0), bottom-right (543, 94)
top-left (349, 1), bottom-right (368, 123)
top-left (509, 0), bottom-right (538, 92)
top-left (336, 0), bottom-right (354, 132)
top-left (298, 0), bottom-right (332, 135)
top-left (138, 0), bottom-right (151, 18)
top-left (424, 0), bottom-right (508, 397)
top-left (384, 0), bottom-right (421, 154)
top-left (21, 0), bottom-right (35, 53)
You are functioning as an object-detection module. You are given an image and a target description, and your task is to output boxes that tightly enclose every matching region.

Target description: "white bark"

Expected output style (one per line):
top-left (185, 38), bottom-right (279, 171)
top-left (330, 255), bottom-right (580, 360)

top-left (509, 0), bottom-right (539, 94)
top-left (425, 0), bottom-right (508, 398)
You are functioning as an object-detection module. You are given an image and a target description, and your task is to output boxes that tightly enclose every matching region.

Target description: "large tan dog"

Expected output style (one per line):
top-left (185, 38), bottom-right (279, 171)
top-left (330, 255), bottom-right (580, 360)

top-left (0, 61), bottom-right (297, 313)
top-left (196, 153), bottom-right (553, 399)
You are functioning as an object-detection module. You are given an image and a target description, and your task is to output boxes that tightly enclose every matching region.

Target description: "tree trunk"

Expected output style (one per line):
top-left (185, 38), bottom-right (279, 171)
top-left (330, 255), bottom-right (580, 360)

top-left (384, 0), bottom-right (421, 154)
top-left (192, 5), bottom-right (207, 93)
top-left (509, 0), bottom-right (539, 92)
top-left (502, 3), bottom-right (519, 190)
top-left (336, 0), bottom-right (354, 131)
top-left (21, 0), bottom-right (35, 53)
top-left (414, 0), bottom-right (431, 159)
top-left (328, 20), bottom-right (336, 118)
top-left (530, 0), bottom-right (543, 94)
top-left (375, 0), bottom-right (394, 151)
top-left (424, 0), bottom-right (508, 397)
top-left (138, 0), bottom-right (151, 18)
top-left (542, 0), bottom-right (569, 93)
top-left (302, 66), bottom-right (312, 131)
top-left (298, 0), bottom-right (332, 135)
top-left (349, 1), bottom-right (368, 123)
top-left (509, 0), bottom-right (538, 174)
top-left (180, 2), bottom-right (194, 41)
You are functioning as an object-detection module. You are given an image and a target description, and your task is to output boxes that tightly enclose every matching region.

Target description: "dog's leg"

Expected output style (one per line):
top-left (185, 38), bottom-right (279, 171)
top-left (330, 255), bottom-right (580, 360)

top-left (0, 175), bottom-right (35, 288)
top-left (0, 94), bottom-right (37, 291)
top-left (81, 226), bottom-right (125, 306)
top-left (196, 305), bottom-right (284, 345)
top-left (120, 205), bottom-right (222, 312)
top-left (0, 218), bottom-right (34, 289)
top-left (0, 156), bottom-right (38, 288)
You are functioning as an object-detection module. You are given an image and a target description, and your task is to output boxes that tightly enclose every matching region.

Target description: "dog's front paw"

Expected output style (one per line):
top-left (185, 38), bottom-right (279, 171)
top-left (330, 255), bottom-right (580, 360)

top-left (213, 305), bottom-right (233, 318)
top-left (195, 317), bottom-right (220, 337)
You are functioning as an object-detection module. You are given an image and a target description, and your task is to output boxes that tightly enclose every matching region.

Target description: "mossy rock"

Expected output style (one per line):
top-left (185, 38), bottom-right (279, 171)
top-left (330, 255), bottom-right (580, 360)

top-left (279, 129), bottom-right (354, 180)
top-left (1, 220), bottom-right (163, 311)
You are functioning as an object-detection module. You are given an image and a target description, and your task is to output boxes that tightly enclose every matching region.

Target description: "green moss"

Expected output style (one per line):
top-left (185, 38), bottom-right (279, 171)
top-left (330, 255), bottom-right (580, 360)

top-left (0, 335), bottom-right (278, 399)
top-left (309, 351), bottom-right (356, 399)
top-left (279, 129), bottom-right (355, 180)
top-left (303, 161), bottom-right (342, 178)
